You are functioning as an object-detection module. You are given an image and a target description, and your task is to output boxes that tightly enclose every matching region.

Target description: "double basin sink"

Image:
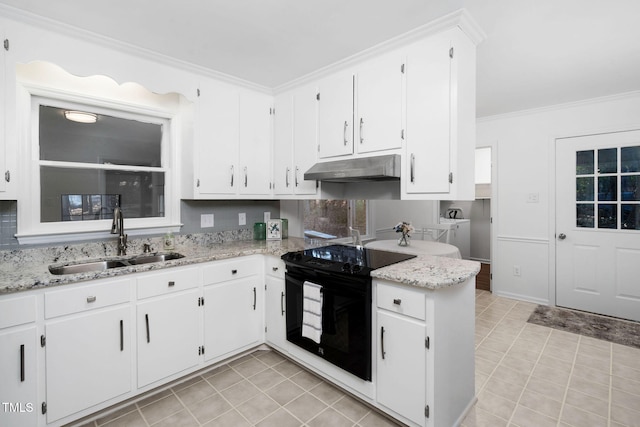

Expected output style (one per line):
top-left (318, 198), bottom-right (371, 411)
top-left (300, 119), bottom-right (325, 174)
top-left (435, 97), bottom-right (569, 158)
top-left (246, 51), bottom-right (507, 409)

top-left (48, 252), bottom-right (185, 275)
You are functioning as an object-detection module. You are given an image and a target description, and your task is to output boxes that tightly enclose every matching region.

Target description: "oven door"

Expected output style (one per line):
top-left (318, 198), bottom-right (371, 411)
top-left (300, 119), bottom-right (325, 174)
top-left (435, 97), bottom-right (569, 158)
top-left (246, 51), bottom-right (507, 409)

top-left (285, 265), bottom-right (372, 381)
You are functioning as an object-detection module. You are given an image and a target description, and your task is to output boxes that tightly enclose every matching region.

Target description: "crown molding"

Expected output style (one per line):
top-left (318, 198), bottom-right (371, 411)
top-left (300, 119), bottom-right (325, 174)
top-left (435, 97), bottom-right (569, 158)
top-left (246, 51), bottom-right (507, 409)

top-left (275, 8), bottom-right (485, 94)
top-left (0, 3), bottom-right (272, 94)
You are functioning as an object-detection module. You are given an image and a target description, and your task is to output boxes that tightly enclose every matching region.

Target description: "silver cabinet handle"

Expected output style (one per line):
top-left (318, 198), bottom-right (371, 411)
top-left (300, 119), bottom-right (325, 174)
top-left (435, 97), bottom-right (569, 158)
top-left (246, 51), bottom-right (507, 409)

top-left (120, 320), bottom-right (124, 352)
top-left (280, 291), bottom-right (285, 316)
top-left (244, 166), bottom-right (248, 187)
top-left (381, 326), bottom-right (386, 360)
top-left (410, 153), bottom-right (416, 183)
top-left (295, 166), bottom-right (300, 187)
top-left (86, 296), bottom-right (96, 303)
top-left (343, 120), bottom-right (349, 146)
top-left (393, 298), bottom-right (402, 305)
top-left (252, 287), bottom-right (257, 310)
top-left (359, 118), bottom-right (364, 144)
top-left (230, 165), bottom-right (234, 187)
top-left (285, 167), bottom-right (290, 188)
top-left (168, 281), bottom-right (175, 287)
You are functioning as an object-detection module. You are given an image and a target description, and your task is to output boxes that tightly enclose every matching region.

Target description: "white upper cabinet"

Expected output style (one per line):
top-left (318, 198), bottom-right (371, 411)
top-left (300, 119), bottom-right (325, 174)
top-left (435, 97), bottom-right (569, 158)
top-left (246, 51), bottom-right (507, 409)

top-left (0, 30), bottom-right (15, 199)
top-left (193, 80), bottom-right (240, 196)
top-left (273, 84), bottom-right (318, 196)
top-left (238, 90), bottom-right (273, 196)
top-left (403, 27), bottom-right (477, 200)
top-left (317, 70), bottom-right (354, 159)
top-left (189, 82), bottom-right (273, 198)
top-left (355, 51), bottom-right (405, 154)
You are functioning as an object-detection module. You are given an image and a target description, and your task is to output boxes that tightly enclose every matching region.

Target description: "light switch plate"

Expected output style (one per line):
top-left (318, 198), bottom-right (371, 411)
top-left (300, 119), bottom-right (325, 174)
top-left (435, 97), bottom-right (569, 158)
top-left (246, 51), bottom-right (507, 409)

top-left (238, 212), bottom-right (246, 226)
top-left (264, 212), bottom-right (271, 222)
top-left (201, 213), bottom-right (214, 228)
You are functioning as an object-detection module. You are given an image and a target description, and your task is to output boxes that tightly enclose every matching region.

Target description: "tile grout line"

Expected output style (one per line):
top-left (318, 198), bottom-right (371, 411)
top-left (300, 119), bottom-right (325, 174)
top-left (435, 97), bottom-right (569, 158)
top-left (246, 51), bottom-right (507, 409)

top-left (554, 334), bottom-right (582, 427)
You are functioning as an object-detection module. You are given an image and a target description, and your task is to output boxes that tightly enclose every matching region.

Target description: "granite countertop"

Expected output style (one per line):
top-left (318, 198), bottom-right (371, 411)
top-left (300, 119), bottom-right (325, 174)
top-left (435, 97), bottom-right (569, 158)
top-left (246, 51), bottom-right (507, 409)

top-left (0, 234), bottom-right (480, 295)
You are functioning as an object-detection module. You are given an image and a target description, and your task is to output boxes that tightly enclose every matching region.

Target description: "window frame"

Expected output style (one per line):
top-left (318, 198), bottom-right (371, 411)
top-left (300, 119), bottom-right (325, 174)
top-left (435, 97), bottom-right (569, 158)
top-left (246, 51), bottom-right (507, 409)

top-left (300, 199), bottom-right (372, 243)
top-left (15, 73), bottom-right (183, 244)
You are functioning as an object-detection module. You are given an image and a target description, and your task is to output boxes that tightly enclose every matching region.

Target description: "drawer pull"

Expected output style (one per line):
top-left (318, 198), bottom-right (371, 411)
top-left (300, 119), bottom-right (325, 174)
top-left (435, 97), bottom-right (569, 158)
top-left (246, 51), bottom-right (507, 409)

top-left (393, 298), bottom-right (402, 305)
top-left (168, 281), bottom-right (175, 287)
top-left (253, 287), bottom-right (257, 310)
top-left (87, 296), bottom-right (97, 303)
top-left (20, 344), bottom-right (25, 382)
top-left (120, 320), bottom-right (124, 352)
top-left (272, 267), bottom-right (279, 272)
top-left (231, 269), bottom-right (238, 275)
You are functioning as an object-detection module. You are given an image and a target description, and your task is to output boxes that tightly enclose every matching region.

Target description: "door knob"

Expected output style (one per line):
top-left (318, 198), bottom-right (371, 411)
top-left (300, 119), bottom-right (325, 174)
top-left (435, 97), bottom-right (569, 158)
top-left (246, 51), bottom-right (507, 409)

top-left (558, 233), bottom-right (567, 240)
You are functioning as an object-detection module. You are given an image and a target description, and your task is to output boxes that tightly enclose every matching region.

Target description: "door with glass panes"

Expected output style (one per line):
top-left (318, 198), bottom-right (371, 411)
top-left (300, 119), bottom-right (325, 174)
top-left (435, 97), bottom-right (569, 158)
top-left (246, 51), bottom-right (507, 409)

top-left (556, 130), bottom-right (640, 321)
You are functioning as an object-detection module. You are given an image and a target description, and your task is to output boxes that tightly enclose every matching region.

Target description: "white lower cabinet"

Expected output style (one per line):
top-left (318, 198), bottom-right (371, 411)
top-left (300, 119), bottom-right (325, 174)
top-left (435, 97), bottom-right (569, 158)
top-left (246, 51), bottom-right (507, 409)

top-left (136, 267), bottom-right (201, 388)
top-left (203, 257), bottom-right (264, 362)
top-left (376, 282), bottom-right (427, 426)
top-left (264, 256), bottom-right (287, 351)
top-left (0, 327), bottom-right (38, 427)
top-left (136, 290), bottom-right (200, 387)
top-left (45, 305), bottom-right (132, 423)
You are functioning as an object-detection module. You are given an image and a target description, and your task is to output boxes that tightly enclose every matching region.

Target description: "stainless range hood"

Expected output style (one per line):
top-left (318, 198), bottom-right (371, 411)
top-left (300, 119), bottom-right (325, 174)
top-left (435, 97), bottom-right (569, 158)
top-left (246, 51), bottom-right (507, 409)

top-left (304, 154), bottom-right (401, 182)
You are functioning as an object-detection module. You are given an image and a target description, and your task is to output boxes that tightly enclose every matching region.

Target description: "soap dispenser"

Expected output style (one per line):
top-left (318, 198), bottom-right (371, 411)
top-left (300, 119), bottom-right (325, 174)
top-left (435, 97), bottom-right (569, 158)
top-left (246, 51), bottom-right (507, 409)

top-left (163, 231), bottom-right (175, 250)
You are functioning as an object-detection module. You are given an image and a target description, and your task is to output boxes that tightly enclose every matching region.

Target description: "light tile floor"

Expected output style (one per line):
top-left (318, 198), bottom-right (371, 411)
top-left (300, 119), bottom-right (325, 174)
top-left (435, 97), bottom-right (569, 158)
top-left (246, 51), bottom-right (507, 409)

top-left (68, 290), bottom-right (640, 427)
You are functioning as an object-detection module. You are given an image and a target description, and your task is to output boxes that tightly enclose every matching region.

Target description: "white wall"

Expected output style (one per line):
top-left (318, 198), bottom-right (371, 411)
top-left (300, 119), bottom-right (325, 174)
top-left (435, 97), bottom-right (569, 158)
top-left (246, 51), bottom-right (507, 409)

top-left (478, 91), bottom-right (640, 304)
top-left (370, 200), bottom-right (437, 240)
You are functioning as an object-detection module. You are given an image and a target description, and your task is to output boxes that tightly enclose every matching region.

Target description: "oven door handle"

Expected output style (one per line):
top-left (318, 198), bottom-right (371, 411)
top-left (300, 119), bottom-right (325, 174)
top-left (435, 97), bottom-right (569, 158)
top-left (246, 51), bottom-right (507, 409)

top-left (380, 326), bottom-right (386, 360)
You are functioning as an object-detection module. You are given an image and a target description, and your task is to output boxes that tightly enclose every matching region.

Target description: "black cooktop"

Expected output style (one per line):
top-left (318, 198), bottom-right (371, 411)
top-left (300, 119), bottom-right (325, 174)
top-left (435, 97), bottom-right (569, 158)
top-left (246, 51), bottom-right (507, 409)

top-left (282, 244), bottom-right (416, 276)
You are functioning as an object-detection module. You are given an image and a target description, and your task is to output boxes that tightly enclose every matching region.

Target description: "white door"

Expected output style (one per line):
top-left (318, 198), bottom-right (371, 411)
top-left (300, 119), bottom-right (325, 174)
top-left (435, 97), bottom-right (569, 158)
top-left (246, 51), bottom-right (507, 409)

top-left (556, 130), bottom-right (640, 321)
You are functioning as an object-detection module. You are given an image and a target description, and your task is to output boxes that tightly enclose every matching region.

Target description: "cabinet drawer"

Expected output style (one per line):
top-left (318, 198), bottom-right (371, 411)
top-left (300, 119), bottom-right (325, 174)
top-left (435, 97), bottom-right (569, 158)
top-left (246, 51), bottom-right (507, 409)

top-left (265, 257), bottom-right (285, 279)
top-left (137, 266), bottom-right (200, 300)
top-left (0, 295), bottom-right (37, 329)
top-left (202, 256), bottom-right (261, 284)
top-left (45, 278), bottom-right (131, 319)
top-left (376, 282), bottom-right (425, 321)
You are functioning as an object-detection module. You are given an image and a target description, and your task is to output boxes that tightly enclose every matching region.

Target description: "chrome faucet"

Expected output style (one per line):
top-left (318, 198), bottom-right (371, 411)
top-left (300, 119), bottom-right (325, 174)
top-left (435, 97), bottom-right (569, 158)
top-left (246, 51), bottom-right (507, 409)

top-left (111, 207), bottom-right (128, 256)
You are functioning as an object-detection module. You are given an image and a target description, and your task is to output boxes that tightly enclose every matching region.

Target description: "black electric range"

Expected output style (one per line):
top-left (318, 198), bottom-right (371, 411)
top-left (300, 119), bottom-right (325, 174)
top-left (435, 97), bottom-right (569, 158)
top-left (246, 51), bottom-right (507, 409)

top-left (281, 244), bottom-right (416, 277)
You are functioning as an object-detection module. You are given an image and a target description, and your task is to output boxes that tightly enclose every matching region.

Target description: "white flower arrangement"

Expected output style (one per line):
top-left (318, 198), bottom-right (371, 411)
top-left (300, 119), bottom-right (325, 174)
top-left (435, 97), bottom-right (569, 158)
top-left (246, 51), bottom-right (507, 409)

top-left (393, 221), bottom-right (414, 246)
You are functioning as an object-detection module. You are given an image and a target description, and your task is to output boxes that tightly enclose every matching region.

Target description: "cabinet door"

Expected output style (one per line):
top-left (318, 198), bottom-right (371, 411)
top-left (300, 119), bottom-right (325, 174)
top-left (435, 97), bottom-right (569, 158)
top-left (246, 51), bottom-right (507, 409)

top-left (356, 52), bottom-right (404, 154)
top-left (264, 275), bottom-right (286, 350)
top-left (137, 289), bottom-right (200, 388)
top-left (195, 80), bottom-right (239, 195)
top-left (317, 71), bottom-right (354, 158)
top-left (45, 306), bottom-right (131, 423)
top-left (292, 84), bottom-right (319, 195)
top-left (377, 311), bottom-right (426, 426)
top-left (0, 327), bottom-right (38, 427)
top-left (204, 277), bottom-right (263, 361)
top-left (404, 34), bottom-right (451, 194)
top-left (239, 90), bottom-right (272, 196)
top-left (273, 91), bottom-right (294, 195)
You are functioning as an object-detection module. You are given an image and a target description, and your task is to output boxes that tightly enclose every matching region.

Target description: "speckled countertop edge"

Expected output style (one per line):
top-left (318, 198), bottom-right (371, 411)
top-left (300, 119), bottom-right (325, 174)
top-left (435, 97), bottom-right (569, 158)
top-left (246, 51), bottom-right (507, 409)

top-left (371, 255), bottom-right (481, 289)
top-left (0, 235), bottom-right (480, 295)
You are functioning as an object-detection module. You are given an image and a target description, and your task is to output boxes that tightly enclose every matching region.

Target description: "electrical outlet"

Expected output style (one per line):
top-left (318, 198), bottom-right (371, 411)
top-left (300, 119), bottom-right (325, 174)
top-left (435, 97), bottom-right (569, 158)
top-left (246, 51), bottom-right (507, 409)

top-left (264, 211), bottom-right (271, 223)
top-left (238, 212), bottom-right (246, 226)
top-left (200, 213), bottom-right (214, 228)
top-left (526, 193), bottom-right (539, 203)
top-left (513, 265), bottom-right (521, 276)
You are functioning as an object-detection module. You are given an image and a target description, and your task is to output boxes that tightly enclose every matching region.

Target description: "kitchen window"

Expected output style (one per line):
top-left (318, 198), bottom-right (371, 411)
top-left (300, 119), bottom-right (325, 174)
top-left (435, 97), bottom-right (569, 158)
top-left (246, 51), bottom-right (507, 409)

top-left (16, 62), bottom-right (183, 243)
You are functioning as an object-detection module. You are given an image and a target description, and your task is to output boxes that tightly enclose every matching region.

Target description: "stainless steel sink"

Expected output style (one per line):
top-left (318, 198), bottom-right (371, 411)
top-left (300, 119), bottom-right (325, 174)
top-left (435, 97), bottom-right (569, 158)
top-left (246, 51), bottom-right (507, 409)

top-left (48, 252), bottom-right (185, 275)
top-left (48, 260), bottom-right (130, 275)
top-left (126, 252), bottom-right (185, 265)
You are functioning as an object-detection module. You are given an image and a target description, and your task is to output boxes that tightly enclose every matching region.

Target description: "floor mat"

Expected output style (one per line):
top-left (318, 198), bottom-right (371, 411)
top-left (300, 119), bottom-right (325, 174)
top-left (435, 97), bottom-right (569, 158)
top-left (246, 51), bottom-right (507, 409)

top-left (527, 305), bottom-right (640, 349)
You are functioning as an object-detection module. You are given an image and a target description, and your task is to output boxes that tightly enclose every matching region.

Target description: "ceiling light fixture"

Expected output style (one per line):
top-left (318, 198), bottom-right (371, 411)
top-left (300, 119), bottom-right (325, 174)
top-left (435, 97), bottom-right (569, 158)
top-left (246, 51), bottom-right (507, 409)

top-left (64, 110), bottom-right (98, 124)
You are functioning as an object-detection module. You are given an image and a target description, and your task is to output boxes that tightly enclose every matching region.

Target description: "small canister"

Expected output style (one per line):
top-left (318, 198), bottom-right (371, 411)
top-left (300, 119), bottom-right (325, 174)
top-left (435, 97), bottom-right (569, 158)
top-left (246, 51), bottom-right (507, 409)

top-left (253, 222), bottom-right (266, 240)
top-left (281, 218), bottom-right (288, 239)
